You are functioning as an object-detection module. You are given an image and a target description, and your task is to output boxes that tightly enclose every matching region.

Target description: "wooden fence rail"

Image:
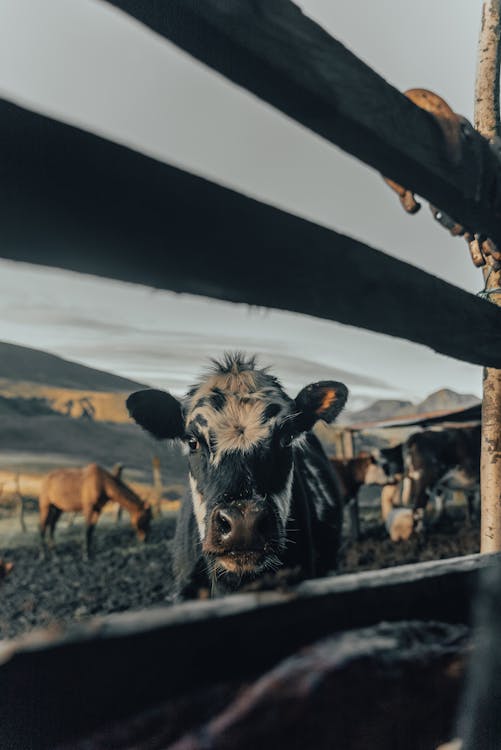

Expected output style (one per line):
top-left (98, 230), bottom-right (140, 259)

top-left (104, 0), bottom-right (501, 246)
top-left (2, 97), bottom-right (501, 368)
top-left (0, 553), bottom-right (495, 750)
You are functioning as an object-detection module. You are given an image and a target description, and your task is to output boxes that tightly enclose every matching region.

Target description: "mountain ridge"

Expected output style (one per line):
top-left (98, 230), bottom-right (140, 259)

top-left (342, 388), bottom-right (480, 425)
top-left (0, 341), bottom-right (148, 422)
top-left (0, 341), bottom-right (145, 392)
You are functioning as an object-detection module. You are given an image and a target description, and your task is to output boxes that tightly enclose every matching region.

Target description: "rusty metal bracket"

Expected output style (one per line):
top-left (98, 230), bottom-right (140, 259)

top-left (384, 89), bottom-right (465, 214)
top-left (384, 88), bottom-right (501, 269)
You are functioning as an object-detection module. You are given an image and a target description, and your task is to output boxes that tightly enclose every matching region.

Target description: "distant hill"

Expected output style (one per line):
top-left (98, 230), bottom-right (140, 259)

top-left (0, 412), bottom-right (187, 486)
top-left (339, 399), bottom-right (413, 424)
top-left (0, 342), bottom-right (147, 422)
top-left (0, 342), bottom-right (186, 484)
top-left (0, 342), bottom-right (144, 391)
top-left (415, 388), bottom-right (479, 414)
top-left (343, 388), bottom-right (480, 425)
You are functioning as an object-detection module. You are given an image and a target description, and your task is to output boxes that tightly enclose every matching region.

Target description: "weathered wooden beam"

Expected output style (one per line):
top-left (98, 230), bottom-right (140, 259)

top-left (103, 0), bottom-right (501, 246)
top-left (460, 557), bottom-right (501, 748)
top-left (61, 621), bottom-right (470, 750)
top-left (0, 553), bottom-right (497, 749)
top-left (476, 0), bottom-right (501, 555)
top-left (3, 98), bottom-right (501, 368)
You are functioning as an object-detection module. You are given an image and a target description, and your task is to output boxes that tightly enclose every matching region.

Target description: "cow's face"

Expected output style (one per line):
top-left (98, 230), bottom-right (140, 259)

top-left (376, 445), bottom-right (404, 481)
top-left (127, 354), bottom-right (347, 582)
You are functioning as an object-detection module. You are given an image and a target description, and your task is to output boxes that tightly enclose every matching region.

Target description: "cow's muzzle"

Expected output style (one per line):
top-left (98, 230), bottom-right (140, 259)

top-left (204, 501), bottom-right (276, 573)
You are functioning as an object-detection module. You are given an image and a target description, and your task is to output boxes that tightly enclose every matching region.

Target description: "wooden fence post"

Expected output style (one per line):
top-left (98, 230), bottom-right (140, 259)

top-left (152, 455), bottom-right (163, 516)
top-left (341, 429), bottom-right (354, 459)
top-left (15, 473), bottom-right (26, 533)
top-left (477, 0), bottom-right (501, 553)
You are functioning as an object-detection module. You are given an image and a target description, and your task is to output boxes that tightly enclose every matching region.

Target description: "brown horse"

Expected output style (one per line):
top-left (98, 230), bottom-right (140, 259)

top-left (39, 463), bottom-right (152, 558)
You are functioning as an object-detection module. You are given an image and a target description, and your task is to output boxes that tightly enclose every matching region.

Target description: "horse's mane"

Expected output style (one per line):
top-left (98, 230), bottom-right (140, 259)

top-left (105, 471), bottom-right (146, 511)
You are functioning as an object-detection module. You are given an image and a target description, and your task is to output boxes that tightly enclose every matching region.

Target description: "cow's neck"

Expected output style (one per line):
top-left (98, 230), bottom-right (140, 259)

top-left (282, 466), bottom-right (316, 578)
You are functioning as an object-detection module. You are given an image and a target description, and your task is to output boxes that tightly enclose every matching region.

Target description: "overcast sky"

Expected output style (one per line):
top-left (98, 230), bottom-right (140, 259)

top-left (0, 0), bottom-right (486, 405)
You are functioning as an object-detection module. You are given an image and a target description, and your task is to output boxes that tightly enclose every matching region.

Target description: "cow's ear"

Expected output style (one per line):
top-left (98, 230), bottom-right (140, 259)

top-left (126, 389), bottom-right (184, 440)
top-left (293, 381), bottom-right (348, 432)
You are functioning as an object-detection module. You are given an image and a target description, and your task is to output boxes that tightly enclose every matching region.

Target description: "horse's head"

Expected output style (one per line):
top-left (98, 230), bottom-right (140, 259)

top-left (133, 502), bottom-right (152, 542)
top-left (0, 559), bottom-right (13, 580)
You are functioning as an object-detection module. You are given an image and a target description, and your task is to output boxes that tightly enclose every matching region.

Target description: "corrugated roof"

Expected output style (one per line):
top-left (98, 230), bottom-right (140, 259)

top-left (346, 402), bottom-right (481, 431)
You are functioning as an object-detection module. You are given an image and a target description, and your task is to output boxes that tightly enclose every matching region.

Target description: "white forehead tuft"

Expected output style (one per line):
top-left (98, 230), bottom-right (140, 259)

top-left (210, 397), bottom-right (271, 459)
top-left (186, 364), bottom-right (292, 460)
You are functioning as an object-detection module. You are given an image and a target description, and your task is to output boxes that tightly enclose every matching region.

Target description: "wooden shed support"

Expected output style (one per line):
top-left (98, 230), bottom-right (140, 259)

top-left (476, 0), bottom-right (501, 553)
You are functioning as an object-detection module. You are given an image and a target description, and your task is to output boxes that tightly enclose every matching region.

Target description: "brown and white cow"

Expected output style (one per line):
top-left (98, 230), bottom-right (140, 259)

top-left (380, 480), bottom-right (416, 541)
top-left (127, 353), bottom-right (348, 597)
top-left (330, 453), bottom-right (389, 539)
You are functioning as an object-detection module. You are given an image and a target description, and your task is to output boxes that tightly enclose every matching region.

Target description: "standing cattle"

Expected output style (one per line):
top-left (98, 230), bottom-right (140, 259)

top-left (404, 425), bottom-right (480, 519)
top-left (127, 353), bottom-right (348, 597)
top-left (330, 453), bottom-right (389, 539)
top-left (380, 480), bottom-right (416, 541)
top-left (377, 443), bottom-right (404, 479)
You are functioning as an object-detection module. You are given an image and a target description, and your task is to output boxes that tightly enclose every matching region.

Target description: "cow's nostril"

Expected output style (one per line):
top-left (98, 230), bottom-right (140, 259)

top-left (215, 510), bottom-right (232, 536)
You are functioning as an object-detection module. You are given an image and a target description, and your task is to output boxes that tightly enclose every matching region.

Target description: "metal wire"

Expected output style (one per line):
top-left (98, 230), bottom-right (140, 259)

top-left (477, 266), bottom-right (501, 301)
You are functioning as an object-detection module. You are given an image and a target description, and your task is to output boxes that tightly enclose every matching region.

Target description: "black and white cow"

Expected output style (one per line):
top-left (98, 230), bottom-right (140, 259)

top-left (377, 444), bottom-right (405, 480)
top-left (404, 425), bottom-right (480, 520)
top-left (127, 353), bottom-right (348, 597)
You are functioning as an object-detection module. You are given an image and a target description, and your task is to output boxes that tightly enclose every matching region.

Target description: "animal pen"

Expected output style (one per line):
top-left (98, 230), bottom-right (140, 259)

top-left (2, 1), bottom-right (501, 748)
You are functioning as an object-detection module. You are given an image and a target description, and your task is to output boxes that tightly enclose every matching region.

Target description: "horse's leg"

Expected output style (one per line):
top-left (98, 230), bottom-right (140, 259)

top-left (48, 506), bottom-right (62, 549)
top-left (84, 524), bottom-right (94, 561)
top-left (83, 510), bottom-right (99, 561)
top-left (116, 504), bottom-right (123, 524)
top-left (39, 503), bottom-right (50, 558)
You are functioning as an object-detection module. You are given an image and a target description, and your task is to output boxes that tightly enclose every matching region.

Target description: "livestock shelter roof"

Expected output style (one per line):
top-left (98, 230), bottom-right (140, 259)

top-left (347, 402), bottom-right (481, 431)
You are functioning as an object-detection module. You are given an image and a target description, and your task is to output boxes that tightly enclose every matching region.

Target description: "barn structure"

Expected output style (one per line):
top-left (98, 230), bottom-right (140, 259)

top-left (1, 1), bottom-right (501, 748)
top-left (327, 402), bottom-right (482, 459)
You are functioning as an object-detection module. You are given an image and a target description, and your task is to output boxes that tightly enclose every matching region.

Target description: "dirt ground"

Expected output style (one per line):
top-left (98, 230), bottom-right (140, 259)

top-left (340, 511), bottom-right (479, 572)
top-left (0, 507), bottom-right (178, 640)
top-left (0, 501), bottom-right (480, 641)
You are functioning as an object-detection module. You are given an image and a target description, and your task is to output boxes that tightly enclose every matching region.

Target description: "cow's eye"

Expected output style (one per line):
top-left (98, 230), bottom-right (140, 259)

top-left (188, 437), bottom-right (199, 452)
